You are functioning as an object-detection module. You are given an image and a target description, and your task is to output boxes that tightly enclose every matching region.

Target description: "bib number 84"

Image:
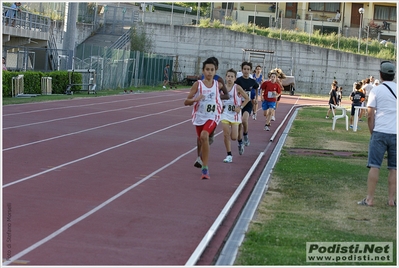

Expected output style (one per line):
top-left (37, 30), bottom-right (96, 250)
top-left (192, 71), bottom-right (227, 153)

top-left (206, 104), bottom-right (216, 113)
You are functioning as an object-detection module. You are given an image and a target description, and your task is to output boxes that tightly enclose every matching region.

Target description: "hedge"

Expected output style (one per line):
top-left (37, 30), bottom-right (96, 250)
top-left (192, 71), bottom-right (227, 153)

top-left (2, 71), bottom-right (82, 97)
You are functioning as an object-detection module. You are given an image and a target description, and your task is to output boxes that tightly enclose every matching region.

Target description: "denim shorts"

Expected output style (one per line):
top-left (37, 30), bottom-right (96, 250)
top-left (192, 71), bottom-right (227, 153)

top-left (367, 131), bottom-right (397, 169)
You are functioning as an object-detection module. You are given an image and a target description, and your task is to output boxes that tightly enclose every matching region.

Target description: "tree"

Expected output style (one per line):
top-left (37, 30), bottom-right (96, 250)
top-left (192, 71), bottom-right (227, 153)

top-left (130, 23), bottom-right (153, 53)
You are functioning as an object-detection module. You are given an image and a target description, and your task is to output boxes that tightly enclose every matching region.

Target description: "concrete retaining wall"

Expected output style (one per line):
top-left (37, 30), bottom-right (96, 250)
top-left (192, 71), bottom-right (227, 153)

top-left (142, 23), bottom-right (394, 94)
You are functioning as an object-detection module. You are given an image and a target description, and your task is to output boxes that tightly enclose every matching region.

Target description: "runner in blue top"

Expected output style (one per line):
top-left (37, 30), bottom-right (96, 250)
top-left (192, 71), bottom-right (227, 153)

top-left (252, 65), bottom-right (264, 120)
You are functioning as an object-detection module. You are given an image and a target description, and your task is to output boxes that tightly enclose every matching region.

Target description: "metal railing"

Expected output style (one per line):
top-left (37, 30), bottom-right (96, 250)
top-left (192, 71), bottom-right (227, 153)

top-left (2, 6), bottom-right (51, 32)
top-left (47, 27), bottom-right (59, 70)
top-left (109, 28), bottom-right (132, 50)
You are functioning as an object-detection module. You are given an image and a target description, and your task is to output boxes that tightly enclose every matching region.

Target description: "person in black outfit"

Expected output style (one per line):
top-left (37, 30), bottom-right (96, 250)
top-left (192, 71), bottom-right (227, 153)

top-left (326, 82), bottom-right (338, 119)
top-left (234, 61), bottom-right (259, 155)
top-left (349, 83), bottom-right (365, 128)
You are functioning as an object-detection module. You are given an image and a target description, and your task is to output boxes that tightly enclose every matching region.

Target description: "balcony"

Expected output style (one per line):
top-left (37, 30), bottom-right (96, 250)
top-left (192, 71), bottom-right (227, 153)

top-left (2, 6), bottom-right (51, 47)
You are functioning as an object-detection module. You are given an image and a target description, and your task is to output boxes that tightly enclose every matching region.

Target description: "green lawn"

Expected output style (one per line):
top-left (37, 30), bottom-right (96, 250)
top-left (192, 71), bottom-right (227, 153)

top-left (235, 107), bottom-right (396, 266)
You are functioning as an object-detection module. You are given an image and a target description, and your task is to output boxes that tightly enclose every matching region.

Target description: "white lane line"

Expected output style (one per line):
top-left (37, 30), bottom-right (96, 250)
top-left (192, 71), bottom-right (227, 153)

top-left (3, 98), bottom-right (185, 130)
top-left (2, 119), bottom-right (191, 188)
top-left (185, 152), bottom-right (264, 266)
top-left (3, 106), bottom-right (187, 151)
top-left (2, 145), bottom-right (197, 266)
top-left (2, 92), bottom-right (186, 117)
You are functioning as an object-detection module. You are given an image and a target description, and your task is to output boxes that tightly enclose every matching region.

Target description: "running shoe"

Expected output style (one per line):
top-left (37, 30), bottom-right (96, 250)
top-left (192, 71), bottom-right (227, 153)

top-left (252, 114), bottom-right (257, 120)
top-left (194, 156), bottom-right (202, 168)
top-left (243, 135), bottom-right (250, 146)
top-left (264, 125), bottom-right (270, 131)
top-left (238, 143), bottom-right (244, 155)
top-left (271, 115), bottom-right (275, 121)
top-left (223, 155), bottom-right (233, 163)
top-left (201, 168), bottom-right (210, 180)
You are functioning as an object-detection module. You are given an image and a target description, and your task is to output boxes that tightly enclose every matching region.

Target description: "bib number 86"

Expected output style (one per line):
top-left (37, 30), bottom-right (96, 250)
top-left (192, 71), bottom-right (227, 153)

top-left (227, 104), bottom-right (236, 112)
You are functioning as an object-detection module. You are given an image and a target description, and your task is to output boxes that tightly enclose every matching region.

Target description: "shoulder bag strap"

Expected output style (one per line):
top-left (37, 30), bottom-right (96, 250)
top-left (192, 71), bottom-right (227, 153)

top-left (382, 83), bottom-right (397, 99)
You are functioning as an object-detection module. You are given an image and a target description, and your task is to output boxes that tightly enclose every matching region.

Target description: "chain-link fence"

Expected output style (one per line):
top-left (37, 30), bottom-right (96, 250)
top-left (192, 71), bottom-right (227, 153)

top-left (75, 43), bottom-right (173, 90)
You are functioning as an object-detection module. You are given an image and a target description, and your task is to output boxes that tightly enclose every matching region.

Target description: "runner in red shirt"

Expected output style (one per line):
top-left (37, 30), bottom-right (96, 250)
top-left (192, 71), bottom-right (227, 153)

top-left (260, 72), bottom-right (282, 131)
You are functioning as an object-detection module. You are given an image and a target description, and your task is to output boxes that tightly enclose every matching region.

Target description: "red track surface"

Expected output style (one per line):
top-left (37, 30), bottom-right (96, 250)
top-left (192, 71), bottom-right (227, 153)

top-left (2, 90), bottom-right (333, 266)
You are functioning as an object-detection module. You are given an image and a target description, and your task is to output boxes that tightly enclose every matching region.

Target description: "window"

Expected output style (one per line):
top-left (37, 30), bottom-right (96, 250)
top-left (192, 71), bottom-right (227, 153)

top-left (374, 5), bottom-right (396, 22)
top-left (221, 3), bottom-right (234, 10)
top-left (309, 2), bottom-right (340, 13)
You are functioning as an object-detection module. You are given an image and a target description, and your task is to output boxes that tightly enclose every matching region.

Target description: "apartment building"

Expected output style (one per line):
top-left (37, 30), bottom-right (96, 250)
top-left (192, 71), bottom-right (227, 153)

top-left (214, 2), bottom-right (396, 41)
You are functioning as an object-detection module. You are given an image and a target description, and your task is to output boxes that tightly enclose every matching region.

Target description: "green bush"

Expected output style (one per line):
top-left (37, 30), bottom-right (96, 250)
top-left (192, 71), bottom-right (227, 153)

top-left (2, 71), bottom-right (82, 97)
top-left (23, 71), bottom-right (44, 94)
top-left (220, 22), bottom-right (395, 60)
top-left (2, 71), bottom-right (14, 97)
top-left (46, 71), bottom-right (82, 94)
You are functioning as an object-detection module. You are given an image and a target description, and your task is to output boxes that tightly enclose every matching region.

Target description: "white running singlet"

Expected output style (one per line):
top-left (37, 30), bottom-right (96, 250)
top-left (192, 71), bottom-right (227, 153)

top-left (221, 84), bottom-right (242, 123)
top-left (192, 80), bottom-right (223, 126)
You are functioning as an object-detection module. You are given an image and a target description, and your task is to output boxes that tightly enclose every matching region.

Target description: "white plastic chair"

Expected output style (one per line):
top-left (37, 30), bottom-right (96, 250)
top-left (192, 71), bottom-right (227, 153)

top-left (331, 104), bottom-right (348, 131)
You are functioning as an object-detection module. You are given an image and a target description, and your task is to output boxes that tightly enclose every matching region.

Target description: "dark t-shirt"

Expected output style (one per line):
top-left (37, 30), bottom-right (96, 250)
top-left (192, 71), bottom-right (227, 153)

top-left (328, 89), bottom-right (338, 105)
top-left (351, 90), bottom-right (365, 105)
top-left (235, 76), bottom-right (259, 104)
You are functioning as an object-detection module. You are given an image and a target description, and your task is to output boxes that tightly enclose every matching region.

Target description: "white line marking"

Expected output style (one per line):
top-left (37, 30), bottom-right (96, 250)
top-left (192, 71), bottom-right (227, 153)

top-left (2, 145), bottom-right (197, 266)
top-left (3, 106), bottom-right (187, 151)
top-left (2, 92), bottom-right (185, 116)
top-left (185, 152), bottom-right (264, 266)
top-left (2, 119), bottom-right (191, 188)
top-left (3, 98), bottom-right (185, 130)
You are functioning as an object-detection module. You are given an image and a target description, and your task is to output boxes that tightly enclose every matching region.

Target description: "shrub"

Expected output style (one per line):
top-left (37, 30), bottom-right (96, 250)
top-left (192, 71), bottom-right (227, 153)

top-left (2, 71), bottom-right (82, 97)
top-left (199, 18), bottom-right (211, 28)
top-left (212, 19), bottom-right (223, 28)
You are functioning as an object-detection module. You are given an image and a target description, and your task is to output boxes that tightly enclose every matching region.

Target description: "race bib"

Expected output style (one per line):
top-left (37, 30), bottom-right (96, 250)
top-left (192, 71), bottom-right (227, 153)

top-left (226, 104), bottom-right (236, 113)
top-left (268, 91), bottom-right (277, 98)
top-left (204, 102), bottom-right (217, 113)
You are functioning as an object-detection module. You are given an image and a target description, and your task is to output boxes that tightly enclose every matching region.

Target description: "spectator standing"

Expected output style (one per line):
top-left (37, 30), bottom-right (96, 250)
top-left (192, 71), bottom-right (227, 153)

top-left (5, 2), bottom-right (21, 27)
top-left (334, 10), bottom-right (341, 21)
top-left (358, 61), bottom-right (397, 207)
top-left (325, 82), bottom-right (338, 119)
top-left (2, 57), bottom-right (7, 71)
top-left (360, 78), bottom-right (373, 119)
top-left (349, 83), bottom-right (365, 128)
top-left (369, 75), bottom-right (375, 86)
top-left (162, 64), bottom-right (169, 89)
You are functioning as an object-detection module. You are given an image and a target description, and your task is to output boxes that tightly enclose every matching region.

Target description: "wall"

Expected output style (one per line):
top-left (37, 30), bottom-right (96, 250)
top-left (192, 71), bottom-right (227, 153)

top-left (142, 23), bottom-right (394, 94)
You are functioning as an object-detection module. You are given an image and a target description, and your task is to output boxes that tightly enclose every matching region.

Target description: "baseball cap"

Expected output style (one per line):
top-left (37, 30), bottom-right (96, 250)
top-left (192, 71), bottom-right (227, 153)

top-left (380, 61), bottom-right (396, 74)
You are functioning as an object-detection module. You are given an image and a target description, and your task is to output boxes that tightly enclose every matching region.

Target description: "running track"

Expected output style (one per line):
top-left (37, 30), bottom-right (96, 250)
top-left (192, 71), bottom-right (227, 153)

top-left (2, 90), bottom-right (331, 265)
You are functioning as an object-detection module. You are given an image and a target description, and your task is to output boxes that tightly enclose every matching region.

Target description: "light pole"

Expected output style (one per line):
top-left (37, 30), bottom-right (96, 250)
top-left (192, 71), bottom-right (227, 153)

top-left (358, 7), bottom-right (364, 53)
top-left (308, 13), bottom-right (313, 44)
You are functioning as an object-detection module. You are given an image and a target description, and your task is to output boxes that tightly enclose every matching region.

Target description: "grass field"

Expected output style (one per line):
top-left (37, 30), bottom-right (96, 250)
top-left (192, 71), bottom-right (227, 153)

top-left (234, 107), bottom-right (396, 266)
